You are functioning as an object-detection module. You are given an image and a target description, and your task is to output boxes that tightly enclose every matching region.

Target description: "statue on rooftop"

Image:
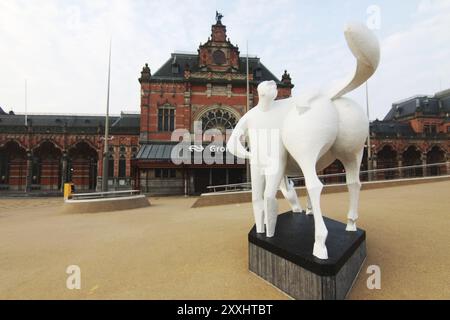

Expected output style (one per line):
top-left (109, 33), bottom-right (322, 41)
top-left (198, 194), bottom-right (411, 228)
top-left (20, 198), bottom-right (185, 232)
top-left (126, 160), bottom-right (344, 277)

top-left (215, 11), bottom-right (223, 24)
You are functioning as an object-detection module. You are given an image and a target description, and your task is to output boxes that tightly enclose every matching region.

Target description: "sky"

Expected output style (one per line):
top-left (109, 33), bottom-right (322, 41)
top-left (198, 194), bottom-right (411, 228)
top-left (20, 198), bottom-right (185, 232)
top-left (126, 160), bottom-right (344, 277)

top-left (0, 0), bottom-right (449, 120)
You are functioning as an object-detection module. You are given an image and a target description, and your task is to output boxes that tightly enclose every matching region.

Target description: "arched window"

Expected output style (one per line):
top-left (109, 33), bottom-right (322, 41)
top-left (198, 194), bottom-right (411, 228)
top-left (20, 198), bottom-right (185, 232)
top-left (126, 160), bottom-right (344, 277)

top-left (376, 145), bottom-right (397, 180)
top-left (158, 105), bottom-right (175, 132)
top-left (427, 146), bottom-right (445, 176)
top-left (67, 141), bottom-right (98, 191)
top-left (0, 141), bottom-right (27, 190)
top-left (402, 146), bottom-right (422, 177)
top-left (200, 109), bottom-right (237, 132)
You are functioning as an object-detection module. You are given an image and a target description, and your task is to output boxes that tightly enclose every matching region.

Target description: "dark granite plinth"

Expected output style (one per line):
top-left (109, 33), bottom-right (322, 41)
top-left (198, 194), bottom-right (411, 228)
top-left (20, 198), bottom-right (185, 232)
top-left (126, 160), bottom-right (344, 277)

top-left (248, 212), bottom-right (366, 300)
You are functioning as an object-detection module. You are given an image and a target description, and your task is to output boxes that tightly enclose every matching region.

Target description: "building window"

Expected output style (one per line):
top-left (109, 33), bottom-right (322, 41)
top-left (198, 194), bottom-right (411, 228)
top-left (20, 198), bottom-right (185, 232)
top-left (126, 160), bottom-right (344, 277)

top-left (430, 125), bottom-right (437, 134)
top-left (118, 156), bottom-right (126, 178)
top-left (424, 124), bottom-right (437, 135)
top-left (158, 106), bottom-right (175, 132)
top-left (31, 158), bottom-right (41, 184)
top-left (0, 154), bottom-right (8, 184)
top-left (213, 50), bottom-right (226, 65)
top-left (108, 155), bottom-right (114, 178)
top-left (171, 63), bottom-right (180, 74)
top-left (131, 146), bottom-right (138, 159)
top-left (200, 109), bottom-right (237, 132)
top-left (155, 168), bottom-right (176, 179)
top-left (254, 67), bottom-right (262, 80)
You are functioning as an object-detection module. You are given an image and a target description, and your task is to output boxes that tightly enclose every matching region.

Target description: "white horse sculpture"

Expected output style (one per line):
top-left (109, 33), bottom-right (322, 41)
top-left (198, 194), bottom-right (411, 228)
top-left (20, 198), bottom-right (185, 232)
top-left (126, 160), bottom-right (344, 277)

top-left (227, 22), bottom-right (380, 260)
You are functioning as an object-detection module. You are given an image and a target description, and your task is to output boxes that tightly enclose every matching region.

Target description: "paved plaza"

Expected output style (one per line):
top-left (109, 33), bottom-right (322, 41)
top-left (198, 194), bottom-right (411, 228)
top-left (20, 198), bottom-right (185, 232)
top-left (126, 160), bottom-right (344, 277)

top-left (0, 180), bottom-right (449, 300)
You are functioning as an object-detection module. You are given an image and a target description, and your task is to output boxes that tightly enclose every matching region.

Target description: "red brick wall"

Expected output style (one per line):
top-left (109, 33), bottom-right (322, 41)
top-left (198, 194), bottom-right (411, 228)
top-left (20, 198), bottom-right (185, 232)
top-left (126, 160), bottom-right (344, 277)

top-left (40, 160), bottom-right (60, 190)
top-left (8, 159), bottom-right (26, 190)
top-left (71, 160), bottom-right (91, 191)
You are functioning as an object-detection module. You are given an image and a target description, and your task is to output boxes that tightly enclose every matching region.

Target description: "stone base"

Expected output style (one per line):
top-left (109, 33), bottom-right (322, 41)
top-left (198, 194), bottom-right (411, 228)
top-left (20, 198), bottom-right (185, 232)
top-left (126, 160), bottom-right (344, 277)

top-left (248, 212), bottom-right (366, 300)
top-left (62, 195), bottom-right (150, 214)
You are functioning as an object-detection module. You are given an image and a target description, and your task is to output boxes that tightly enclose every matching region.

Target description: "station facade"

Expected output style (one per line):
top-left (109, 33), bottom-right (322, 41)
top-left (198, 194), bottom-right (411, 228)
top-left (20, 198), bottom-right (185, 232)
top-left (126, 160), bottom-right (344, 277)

top-left (134, 16), bottom-right (293, 194)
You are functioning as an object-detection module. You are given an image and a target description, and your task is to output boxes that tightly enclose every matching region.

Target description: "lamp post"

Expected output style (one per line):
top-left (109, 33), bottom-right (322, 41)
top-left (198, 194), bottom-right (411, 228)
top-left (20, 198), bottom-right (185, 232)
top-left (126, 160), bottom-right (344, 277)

top-left (366, 81), bottom-right (373, 181)
top-left (102, 40), bottom-right (112, 192)
top-left (245, 41), bottom-right (251, 185)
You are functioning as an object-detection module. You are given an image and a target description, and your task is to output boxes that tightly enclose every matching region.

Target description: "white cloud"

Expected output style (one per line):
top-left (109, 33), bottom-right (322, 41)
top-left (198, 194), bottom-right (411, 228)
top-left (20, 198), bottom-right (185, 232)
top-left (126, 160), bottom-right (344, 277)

top-left (361, 0), bottom-right (450, 119)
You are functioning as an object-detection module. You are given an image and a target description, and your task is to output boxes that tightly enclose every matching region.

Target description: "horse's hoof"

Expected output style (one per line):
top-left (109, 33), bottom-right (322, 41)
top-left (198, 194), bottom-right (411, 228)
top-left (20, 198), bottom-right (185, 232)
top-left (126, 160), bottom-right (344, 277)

top-left (346, 220), bottom-right (357, 232)
top-left (313, 243), bottom-right (328, 260)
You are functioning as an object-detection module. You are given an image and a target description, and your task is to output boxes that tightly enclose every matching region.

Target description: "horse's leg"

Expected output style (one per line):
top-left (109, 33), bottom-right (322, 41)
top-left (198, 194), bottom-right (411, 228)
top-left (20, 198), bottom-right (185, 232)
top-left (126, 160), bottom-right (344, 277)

top-left (292, 152), bottom-right (329, 259)
top-left (339, 149), bottom-right (364, 232)
top-left (280, 176), bottom-right (303, 213)
top-left (306, 194), bottom-right (313, 216)
top-left (306, 151), bottom-right (336, 216)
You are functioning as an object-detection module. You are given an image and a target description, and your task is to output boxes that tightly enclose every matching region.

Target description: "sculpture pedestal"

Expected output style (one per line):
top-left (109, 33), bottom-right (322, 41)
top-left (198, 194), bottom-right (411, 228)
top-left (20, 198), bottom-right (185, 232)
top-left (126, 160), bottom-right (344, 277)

top-left (248, 212), bottom-right (366, 300)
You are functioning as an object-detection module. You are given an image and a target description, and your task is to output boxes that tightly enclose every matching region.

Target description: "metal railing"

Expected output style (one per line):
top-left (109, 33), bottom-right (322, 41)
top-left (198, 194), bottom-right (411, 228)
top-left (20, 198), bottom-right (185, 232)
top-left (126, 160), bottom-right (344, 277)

top-left (70, 189), bottom-right (141, 200)
top-left (205, 162), bottom-right (449, 194)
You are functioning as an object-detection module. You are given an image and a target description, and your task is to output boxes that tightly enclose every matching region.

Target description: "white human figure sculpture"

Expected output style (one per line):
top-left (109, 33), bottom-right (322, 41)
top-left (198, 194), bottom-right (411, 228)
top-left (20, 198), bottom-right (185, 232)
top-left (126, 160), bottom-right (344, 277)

top-left (228, 80), bottom-right (303, 238)
top-left (227, 22), bottom-right (380, 260)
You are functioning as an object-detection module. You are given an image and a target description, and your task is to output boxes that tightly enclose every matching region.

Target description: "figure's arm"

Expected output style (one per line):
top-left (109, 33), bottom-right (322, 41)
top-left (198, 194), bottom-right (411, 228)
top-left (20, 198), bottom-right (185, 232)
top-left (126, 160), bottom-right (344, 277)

top-left (227, 113), bottom-right (251, 159)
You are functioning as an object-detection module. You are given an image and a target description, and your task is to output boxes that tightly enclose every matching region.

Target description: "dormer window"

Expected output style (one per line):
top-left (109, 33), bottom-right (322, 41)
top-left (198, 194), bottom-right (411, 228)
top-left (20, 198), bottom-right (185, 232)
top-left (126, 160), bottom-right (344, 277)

top-left (171, 63), bottom-right (180, 74)
top-left (255, 67), bottom-right (262, 80)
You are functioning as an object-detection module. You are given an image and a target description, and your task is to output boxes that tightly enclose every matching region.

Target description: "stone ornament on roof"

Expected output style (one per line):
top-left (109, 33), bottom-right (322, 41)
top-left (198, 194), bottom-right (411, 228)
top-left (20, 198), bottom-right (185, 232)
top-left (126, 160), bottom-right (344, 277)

top-left (282, 70), bottom-right (292, 84)
top-left (139, 63), bottom-right (151, 83)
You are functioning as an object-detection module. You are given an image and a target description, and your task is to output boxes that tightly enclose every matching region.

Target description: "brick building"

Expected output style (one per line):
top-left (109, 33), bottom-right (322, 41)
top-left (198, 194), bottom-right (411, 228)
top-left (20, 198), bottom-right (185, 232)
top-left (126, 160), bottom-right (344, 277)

top-left (0, 110), bottom-right (139, 192)
top-left (369, 89), bottom-right (450, 178)
top-left (322, 89), bottom-right (450, 182)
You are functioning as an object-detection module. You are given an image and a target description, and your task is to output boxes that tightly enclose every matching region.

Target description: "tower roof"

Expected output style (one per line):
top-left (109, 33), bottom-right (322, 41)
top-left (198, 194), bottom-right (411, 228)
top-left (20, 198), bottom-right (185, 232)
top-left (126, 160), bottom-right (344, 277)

top-left (148, 13), bottom-right (291, 87)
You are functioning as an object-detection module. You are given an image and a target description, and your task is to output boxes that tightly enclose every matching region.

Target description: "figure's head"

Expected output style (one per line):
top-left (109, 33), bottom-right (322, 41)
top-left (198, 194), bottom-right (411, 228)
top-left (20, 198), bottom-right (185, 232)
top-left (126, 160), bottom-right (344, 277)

top-left (257, 80), bottom-right (278, 102)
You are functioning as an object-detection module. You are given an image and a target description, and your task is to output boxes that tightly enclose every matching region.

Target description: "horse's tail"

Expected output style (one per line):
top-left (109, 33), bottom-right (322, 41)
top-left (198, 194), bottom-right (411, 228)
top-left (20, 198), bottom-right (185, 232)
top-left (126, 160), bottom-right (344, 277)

top-left (329, 22), bottom-right (380, 100)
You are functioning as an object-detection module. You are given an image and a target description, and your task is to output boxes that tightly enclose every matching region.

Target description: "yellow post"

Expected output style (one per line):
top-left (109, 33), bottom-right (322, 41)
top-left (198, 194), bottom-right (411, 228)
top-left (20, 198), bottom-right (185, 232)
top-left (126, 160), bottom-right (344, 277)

top-left (64, 183), bottom-right (74, 200)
